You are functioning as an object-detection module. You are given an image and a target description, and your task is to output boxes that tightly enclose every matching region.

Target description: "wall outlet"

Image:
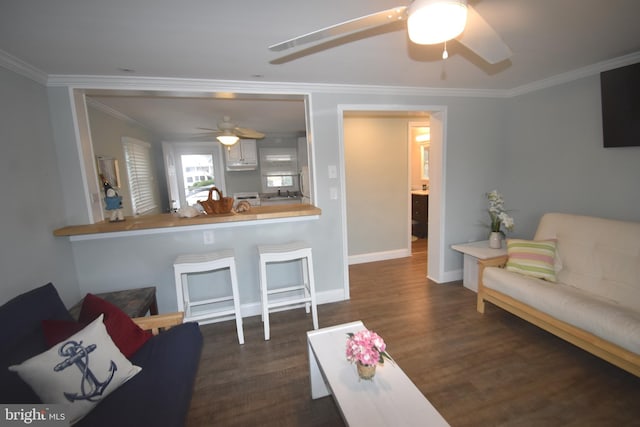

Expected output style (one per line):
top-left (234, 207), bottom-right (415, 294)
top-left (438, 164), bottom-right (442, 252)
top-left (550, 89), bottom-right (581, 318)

top-left (203, 230), bottom-right (215, 245)
top-left (329, 187), bottom-right (338, 200)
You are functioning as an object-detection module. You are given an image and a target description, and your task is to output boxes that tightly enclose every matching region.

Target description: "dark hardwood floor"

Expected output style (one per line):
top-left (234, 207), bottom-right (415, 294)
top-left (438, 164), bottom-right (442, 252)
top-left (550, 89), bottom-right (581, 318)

top-left (186, 238), bottom-right (640, 426)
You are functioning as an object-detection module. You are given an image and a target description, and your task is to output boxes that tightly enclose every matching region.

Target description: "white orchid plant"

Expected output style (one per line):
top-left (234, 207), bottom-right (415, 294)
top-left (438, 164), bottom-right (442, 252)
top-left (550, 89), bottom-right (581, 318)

top-left (486, 190), bottom-right (514, 235)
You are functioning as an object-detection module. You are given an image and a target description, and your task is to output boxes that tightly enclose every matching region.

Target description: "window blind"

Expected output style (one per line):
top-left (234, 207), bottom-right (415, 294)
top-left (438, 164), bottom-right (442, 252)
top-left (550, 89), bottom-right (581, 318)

top-left (122, 138), bottom-right (157, 216)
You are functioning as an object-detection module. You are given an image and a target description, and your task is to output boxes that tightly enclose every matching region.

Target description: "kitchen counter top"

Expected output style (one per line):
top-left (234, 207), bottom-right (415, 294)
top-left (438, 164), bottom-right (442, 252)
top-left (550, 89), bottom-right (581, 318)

top-left (54, 203), bottom-right (321, 240)
top-left (411, 190), bottom-right (429, 196)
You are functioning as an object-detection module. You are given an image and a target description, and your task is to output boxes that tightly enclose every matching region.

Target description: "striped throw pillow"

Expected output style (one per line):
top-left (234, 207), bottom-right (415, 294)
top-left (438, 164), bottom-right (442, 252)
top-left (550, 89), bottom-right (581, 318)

top-left (505, 239), bottom-right (557, 282)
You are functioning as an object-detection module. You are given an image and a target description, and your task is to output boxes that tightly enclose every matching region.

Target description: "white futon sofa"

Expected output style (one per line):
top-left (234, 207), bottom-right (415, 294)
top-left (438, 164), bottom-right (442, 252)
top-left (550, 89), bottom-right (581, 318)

top-left (477, 212), bottom-right (640, 376)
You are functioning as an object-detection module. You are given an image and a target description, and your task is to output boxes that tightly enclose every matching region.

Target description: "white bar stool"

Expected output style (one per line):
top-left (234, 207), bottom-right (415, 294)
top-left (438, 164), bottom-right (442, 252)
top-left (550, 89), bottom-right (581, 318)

top-left (173, 249), bottom-right (244, 344)
top-left (258, 241), bottom-right (318, 340)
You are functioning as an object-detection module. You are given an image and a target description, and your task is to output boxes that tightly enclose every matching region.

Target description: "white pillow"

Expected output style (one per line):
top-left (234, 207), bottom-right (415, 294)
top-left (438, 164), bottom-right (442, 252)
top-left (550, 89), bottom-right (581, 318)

top-left (9, 314), bottom-right (141, 424)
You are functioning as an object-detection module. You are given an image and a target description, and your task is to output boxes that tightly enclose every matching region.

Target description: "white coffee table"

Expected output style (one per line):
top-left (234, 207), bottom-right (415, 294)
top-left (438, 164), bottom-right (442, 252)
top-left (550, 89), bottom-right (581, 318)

top-left (307, 321), bottom-right (449, 427)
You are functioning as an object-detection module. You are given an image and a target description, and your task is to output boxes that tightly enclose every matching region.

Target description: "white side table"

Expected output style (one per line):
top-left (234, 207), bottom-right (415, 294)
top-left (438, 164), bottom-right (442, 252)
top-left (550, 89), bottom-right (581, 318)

top-left (451, 241), bottom-right (507, 292)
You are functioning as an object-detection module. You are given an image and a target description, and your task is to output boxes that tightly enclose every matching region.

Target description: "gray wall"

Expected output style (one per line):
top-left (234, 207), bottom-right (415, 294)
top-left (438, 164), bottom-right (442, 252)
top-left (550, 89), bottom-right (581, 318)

top-left (0, 68), bottom-right (79, 306)
top-left (503, 75), bottom-right (640, 238)
top-left (310, 93), bottom-right (507, 277)
top-left (88, 104), bottom-right (161, 217)
top-left (344, 115), bottom-right (409, 257)
top-left (5, 64), bottom-right (639, 313)
top-left (51, 89), bottom-right (509, 311)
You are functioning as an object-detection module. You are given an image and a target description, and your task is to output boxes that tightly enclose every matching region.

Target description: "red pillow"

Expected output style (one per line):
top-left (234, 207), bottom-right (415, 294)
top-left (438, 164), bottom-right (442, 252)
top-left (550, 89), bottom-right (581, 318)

top-left (41, 293), bottom-right (153, 358)
top-left (41, 319), bottom-right (85, 348)
top-left (78, 293), bottom-right (153, 358)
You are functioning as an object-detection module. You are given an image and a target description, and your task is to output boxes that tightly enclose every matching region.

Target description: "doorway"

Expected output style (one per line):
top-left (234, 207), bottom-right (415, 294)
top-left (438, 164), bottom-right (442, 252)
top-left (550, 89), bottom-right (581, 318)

top-left (338, 105), bottom-right (447, 298)
top-left (409, 121), bottom-right (430, 243)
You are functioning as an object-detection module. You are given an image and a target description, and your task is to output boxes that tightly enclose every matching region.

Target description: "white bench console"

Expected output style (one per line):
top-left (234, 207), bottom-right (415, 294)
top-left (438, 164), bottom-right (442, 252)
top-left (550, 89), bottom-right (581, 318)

top-left (307, 321), bottom-right (449, 427)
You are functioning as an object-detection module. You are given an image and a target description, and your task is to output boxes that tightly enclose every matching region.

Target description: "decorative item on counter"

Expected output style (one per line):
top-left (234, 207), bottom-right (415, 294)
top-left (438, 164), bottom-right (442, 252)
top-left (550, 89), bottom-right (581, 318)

top-left (234, 200), bottom-right (252, 213)
top-left (198, 187), bottom-right (234, 215)
top-left (346, 329), bottom-right (393, 380)
top-left (486, 189), bottom-right (514, 248)
top-left (177, 206), bottom-right (201, 218)
top-left (101, 174), bottom-right (124, 222)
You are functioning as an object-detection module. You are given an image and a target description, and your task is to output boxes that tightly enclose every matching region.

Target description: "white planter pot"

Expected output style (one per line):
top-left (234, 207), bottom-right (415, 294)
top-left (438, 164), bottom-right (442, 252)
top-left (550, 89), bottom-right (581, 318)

top-left (489, 232), bottom-right (502, 249)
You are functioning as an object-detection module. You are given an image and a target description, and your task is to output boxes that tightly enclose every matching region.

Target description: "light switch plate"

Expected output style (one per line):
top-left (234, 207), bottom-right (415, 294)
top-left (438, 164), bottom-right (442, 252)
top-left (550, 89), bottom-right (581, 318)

top-left (328, 165), bottom-right (337, 179)
top-left (203, 230), bottom-right (215, 245)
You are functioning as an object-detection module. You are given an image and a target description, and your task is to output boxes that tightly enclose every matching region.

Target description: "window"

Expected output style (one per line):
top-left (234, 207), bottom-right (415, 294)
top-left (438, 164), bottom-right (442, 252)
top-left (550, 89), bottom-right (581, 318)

top-left (266, 175), bottom-right (294, 188)
top-left (122, 137), bottom-right (158, 215)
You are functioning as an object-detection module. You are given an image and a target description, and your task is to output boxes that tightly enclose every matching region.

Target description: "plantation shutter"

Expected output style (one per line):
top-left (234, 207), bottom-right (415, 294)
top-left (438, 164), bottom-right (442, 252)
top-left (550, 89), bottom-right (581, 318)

top-left (122, 137), bottom-right (157, 215)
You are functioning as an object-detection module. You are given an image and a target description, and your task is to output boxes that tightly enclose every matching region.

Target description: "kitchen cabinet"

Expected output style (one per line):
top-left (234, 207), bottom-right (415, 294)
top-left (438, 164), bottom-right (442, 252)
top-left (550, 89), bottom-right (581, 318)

top-left (226, 139), bottom-right (257, 170)
top-left (412, 192), bottom-right (428, 238)
top-left (259, 147), bottom-right (297, 175)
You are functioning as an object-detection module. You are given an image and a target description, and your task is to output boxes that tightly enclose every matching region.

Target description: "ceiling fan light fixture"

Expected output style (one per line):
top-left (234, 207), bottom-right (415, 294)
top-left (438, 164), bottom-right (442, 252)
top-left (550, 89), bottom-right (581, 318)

top-left (408, 0), bottom-right (468, 45)
top-left (217, 133), bottom-right (239, 146)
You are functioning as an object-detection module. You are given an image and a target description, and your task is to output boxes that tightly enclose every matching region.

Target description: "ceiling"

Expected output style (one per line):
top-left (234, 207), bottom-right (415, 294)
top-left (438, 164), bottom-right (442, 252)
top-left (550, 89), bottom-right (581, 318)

top-left (86, 92), bottom-right (309, 139)
top-left (2, 0), bottom-right (640, 138)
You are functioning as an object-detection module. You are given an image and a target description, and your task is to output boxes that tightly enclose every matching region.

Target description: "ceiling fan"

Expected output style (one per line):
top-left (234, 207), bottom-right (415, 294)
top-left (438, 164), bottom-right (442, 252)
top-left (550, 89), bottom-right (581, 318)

top-left (269, 0), bottom-right (511, 65)
top-left (198, 116), bottom-right (265, 146)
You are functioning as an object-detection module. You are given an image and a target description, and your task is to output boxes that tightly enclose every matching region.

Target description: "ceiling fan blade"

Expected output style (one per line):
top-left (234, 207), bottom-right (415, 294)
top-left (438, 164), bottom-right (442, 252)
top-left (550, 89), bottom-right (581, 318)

top-left (269, 6), bottom-right (407, 52)
top-left (196, 127), bottom-right (220, 133)
top-left (189, 133), bottom-right (217, 140)
top-left (235, 127), bottom-right (265, 139)
top-left (455, 5), bottom-right (512, 64)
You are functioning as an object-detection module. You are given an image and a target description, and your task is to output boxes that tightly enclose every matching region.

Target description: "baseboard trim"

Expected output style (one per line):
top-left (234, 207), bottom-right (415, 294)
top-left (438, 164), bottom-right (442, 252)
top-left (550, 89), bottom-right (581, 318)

top-left (348, 248), bottom-right (410, 265)
top-left (429, 269), bottom-right (463, 284)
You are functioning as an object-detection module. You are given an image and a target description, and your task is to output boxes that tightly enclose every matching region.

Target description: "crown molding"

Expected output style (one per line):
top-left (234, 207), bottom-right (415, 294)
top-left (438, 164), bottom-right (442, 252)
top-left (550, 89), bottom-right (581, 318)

top-left (0, 49), bottom-right (48, 85)
top-left (85, 97), bottom-right (152, 132)
top-left (507, 51), bottom-right (640, 97)
top-left (46, 74), bottom-right (507, 99)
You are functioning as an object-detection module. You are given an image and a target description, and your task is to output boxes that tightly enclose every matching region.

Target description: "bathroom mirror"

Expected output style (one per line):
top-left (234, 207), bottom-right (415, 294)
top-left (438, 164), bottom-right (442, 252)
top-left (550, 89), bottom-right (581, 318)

top-left (421, 144), bottom-right (430, 180)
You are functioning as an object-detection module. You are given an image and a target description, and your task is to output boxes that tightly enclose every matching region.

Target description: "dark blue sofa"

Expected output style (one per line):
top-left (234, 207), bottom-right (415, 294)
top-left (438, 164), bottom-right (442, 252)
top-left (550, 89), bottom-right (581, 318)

top-left (0, 283), bottom-right (203, 427)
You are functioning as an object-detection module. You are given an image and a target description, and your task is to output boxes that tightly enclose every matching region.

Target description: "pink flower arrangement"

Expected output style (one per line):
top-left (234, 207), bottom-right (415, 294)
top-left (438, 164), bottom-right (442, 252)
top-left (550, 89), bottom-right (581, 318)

top-left (345, 329), bottom-right (392, 366)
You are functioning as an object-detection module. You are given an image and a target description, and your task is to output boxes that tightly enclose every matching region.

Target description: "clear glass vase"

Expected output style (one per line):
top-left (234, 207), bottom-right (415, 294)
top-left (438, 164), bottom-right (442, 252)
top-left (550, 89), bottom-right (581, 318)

top-left (357, 362), bottom-right (376, 380)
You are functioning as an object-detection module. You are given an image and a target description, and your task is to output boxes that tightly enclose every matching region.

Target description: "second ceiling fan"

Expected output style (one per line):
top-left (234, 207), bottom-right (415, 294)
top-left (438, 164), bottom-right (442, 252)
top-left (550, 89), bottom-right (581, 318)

top-left (269, 0), bottom-right (511, 65)
top-left (198, 116), bottom-right (265, 146)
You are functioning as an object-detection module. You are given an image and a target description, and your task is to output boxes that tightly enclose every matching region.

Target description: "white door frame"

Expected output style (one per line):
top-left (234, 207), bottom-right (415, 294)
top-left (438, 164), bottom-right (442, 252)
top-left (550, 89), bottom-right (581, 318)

top-left (162, 141), bottom-right (226, 209)
top-left (337, 104), bottom-right (448, 299)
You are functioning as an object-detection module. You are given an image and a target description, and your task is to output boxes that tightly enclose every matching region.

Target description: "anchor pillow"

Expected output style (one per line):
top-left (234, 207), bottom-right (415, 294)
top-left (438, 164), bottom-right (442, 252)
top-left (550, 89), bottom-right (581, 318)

top-left (9, 314), bottom-right (141, 425)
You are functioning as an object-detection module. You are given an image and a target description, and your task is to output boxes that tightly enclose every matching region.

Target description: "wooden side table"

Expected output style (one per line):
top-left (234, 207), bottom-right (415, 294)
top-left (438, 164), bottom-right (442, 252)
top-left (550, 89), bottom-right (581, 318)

top-left (69, 286), bottom-right (158, 320)
top-left (451, 241), bottom-right (507, 292)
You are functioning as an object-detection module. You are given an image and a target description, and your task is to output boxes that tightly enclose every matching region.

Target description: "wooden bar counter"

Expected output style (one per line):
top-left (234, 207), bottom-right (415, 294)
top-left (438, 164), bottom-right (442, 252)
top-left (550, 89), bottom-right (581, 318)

top-left (54, 204), bottom-right (321, 240)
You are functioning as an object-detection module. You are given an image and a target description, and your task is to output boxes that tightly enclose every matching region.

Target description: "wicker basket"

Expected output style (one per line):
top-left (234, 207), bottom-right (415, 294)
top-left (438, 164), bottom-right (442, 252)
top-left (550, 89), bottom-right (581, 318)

top-left (198, 187), bottom-right (234, 214)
